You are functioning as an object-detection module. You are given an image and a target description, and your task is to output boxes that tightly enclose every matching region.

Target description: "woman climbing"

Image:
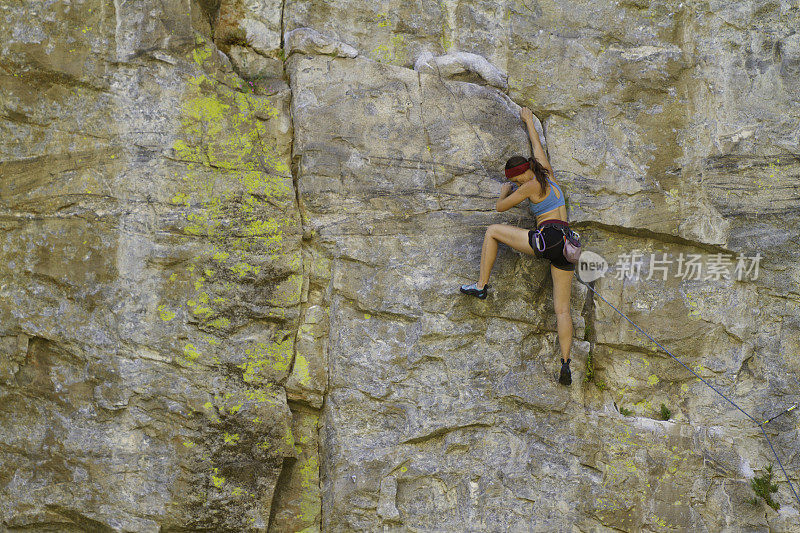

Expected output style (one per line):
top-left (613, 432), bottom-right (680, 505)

top-left (459, 106), bottom-right (575, 386)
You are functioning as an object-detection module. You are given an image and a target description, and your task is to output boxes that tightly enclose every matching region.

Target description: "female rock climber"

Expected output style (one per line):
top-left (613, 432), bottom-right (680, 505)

top-left (459, 106), bottom-right (575, 386)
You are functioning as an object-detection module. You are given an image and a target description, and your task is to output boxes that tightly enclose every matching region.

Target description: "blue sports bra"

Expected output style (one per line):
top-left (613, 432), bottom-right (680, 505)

top-left (529, 177), bottom-right (565, 216)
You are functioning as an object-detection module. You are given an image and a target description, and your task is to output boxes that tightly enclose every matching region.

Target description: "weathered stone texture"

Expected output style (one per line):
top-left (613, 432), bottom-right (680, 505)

top-left (1, 0), bottom-right (311, 530)
top-left (2, 0), bottom-right (800, 532)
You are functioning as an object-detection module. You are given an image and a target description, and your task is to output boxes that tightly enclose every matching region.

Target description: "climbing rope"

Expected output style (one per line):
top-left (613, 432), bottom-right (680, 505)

top-left (577, 277), bottom-right (800, 508)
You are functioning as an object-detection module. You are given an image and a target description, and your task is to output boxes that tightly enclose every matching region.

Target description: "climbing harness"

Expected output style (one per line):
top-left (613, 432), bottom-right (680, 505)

top-left (578, 278), bottom-right (800, 508)
top-left (531, 222), bottom-right (582, 263)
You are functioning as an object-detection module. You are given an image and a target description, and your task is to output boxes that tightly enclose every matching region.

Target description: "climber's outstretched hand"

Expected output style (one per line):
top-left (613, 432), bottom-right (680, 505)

top-left (520, 106), bottom-right (534, 124)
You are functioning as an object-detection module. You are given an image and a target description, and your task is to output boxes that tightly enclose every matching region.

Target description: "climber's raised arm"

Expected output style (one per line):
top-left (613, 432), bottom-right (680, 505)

top-left (521, 107), bottom-right (553, 177)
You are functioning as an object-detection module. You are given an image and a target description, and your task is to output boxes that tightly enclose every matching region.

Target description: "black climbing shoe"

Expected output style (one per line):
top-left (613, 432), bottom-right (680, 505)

top-left (559, 358), bottom-right (572, 386)
top-left (460, 282), bottom-right (489, 299)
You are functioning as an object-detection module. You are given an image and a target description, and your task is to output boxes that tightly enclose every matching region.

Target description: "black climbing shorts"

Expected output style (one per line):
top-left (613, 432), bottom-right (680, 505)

top-left (528, 222), bottom-right (575, 272)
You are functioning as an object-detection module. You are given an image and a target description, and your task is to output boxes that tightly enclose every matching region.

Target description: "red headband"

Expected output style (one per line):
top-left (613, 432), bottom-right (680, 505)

top-left (504, 161), bottom-right (530, 179)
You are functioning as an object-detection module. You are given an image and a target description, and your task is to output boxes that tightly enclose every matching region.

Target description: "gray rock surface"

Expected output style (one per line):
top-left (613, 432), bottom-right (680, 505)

top-left (1, 0), bottom-right (799, 532)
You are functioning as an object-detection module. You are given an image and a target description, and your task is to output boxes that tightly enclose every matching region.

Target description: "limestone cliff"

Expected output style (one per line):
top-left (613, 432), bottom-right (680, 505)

top-left (1, 0), bottom-right (799, 531)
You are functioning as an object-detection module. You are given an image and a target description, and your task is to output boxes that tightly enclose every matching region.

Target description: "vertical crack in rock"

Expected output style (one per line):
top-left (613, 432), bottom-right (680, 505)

top-left (415, 70), bottom-right (438, 188)
top-left (266, 455), bottom-right (297, 531)
top-left (581, 280), bottom-right (598, 386)
top-left (264, 39), bottom-right (323, 532)
top-left (279, 0), bottom-right (286, 51)
top-left (283, 58), bottom-right (303, 387)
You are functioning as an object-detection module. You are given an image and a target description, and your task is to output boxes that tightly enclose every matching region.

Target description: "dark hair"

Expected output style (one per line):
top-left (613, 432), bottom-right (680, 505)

top-left (505, 155), bottom-right (550, 194)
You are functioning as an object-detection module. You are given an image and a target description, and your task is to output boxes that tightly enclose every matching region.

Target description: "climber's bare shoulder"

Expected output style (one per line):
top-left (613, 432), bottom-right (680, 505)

top-left (546, 168), bottom-right (559, 187)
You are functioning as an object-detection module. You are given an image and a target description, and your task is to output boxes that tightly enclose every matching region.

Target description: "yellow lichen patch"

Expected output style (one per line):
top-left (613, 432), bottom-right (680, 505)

top-left (192, 43), bottom-right (213, 67)
top-left (209, 317), bottom-right (231, 329)
top-left (370, 34), bottom-right (408, 65)
top-left (171, 66), bottom-right (292, 255)
top-left (192, 304), bottom-right (214, 317)
top-left (211, 468), bottom-right (226, 488)
top-left (691, 363), bottom-right (707, 380)
top-left (244, 218), bottom-right (280, 237)
top-left (647, 374), bottom-right (659, 386)
top-left (192, 305), bottom-right (213, 317)
top-left (292, 355), bottom-right (312, 386)
top-left (158, 304), bottom-right (176, 322)
top-left (283, 426), bottom-right (295, 448)
top-left (172, 192), bottom-right (190, 205)
top-left (183, 343), bottom-right (201, 365)
top-left (374, 12), bottom-right (391, 27)
top-left (245, 388), bottom-right (279, 404)
top-left (223, 432), bottom-right (241, 445)
top-left (239, 170), bottom-right (292, 196)
top-left (265, 274), bottom-right (303, 307)
top-left (182, 440), bottom-right (196, 448)
top-left (238, 337), bottom-right (294, 383)
top-left (231, 261), bottom-right (261, 278)
top-left (288, 251), bottom-right (302, 271)
top-left (298, 455), bottom-right (321, 521)
top-left (165, 47), bottom-right (308, 496)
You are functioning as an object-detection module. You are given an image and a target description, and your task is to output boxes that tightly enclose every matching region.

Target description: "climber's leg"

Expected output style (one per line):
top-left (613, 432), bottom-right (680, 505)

top-left (475, 224), bottom-right (535, 289)
top-left (551, 263), bottom-right (574, 384)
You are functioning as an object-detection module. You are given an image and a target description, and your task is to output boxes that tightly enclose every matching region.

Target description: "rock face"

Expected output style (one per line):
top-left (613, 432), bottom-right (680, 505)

top-left (1, 1), bottom-right (799, 532)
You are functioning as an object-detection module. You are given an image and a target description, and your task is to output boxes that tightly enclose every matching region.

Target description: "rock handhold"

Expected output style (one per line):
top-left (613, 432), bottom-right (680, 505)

top-left (227, 44), bottom-right (285, 84)
top-left (285, 28), bottom-right (359, 59)
top-left (414, 51), bottom-right (509, 92)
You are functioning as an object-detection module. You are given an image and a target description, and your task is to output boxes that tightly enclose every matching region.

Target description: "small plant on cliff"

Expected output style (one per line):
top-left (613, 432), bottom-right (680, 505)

top-left (584, 350), bottom-right (594, 383)
top-left (750, 465), bottom-right (780, 510)
top-left (659, 403), bottom-right (672, 421)
top-left (619, 406), bottom-right (633, 417)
